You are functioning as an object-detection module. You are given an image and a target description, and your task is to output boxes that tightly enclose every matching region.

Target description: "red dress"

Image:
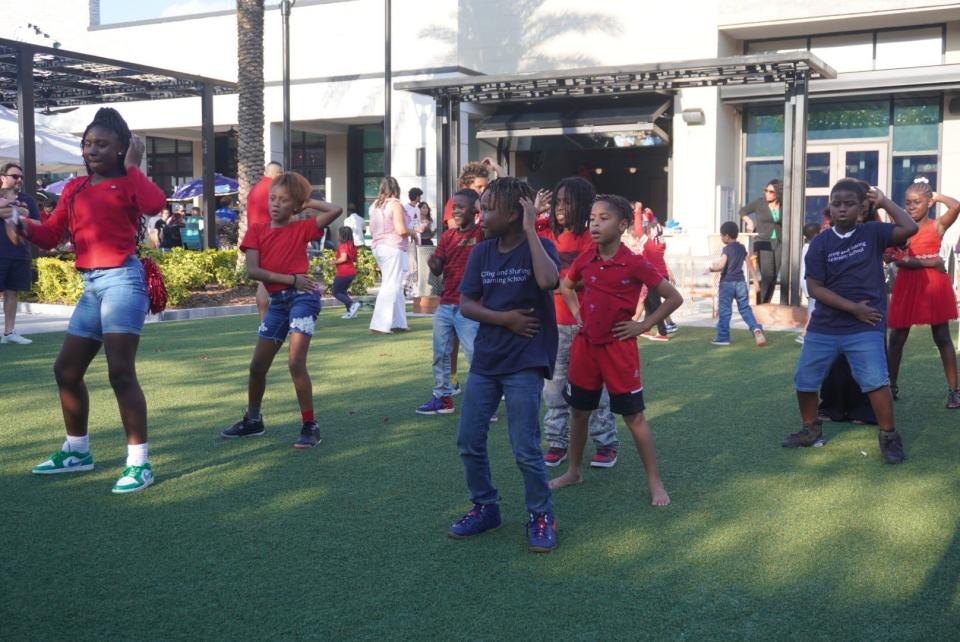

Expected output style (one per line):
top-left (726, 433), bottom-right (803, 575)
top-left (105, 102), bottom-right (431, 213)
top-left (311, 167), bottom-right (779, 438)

top-left (887, 219), bottom-right (958, 328)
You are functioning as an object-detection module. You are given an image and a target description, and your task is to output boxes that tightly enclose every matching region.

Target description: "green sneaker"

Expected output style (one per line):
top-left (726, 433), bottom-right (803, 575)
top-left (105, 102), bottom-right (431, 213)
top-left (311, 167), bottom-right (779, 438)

top-left (111, 463), bottom-right (155, 494)
top-left (32, 450), bottom-right (94, 475)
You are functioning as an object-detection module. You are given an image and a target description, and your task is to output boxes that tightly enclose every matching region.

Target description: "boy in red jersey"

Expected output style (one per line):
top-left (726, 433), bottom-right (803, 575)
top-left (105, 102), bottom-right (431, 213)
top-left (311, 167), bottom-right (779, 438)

top-left (549, 195), bottom-right (682, 506)
top-left (223, 172), bottom-right (343, 448)
top-left (416, 189), bottom-right (484, 414)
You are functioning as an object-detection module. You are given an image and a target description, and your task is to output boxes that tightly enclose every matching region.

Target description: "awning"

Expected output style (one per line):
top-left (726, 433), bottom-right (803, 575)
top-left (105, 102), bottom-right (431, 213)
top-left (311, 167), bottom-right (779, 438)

top-left (476, 100), bottom-right (671, 141)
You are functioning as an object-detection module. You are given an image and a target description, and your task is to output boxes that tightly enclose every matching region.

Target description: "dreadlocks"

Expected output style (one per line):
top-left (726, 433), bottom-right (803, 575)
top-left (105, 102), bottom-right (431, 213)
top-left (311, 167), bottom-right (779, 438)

top-left (81, 107), bottom-right (132, 176)
top-left (550, 176), bottom-right (595, 238)
top-left (484, 177), bottom-right (534, 223)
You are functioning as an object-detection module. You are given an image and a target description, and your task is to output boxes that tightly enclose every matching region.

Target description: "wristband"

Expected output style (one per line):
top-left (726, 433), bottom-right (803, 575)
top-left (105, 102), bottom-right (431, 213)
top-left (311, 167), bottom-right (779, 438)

top-left (290, 274), bottom-right (297, 286)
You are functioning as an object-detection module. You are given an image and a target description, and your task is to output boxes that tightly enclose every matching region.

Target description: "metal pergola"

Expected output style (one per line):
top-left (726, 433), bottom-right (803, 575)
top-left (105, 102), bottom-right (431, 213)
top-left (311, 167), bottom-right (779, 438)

top-left (398, 52), bottom-right (837, 306)
top-left (0, 37), bottom-right (237, 248)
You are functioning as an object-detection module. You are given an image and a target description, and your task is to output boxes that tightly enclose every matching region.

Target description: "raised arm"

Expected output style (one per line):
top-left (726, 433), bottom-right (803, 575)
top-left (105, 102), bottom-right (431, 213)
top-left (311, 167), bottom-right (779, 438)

top-left (521, 196), bottom-right (559, 290)
top-left (124, 135), bottom-right (166, 215)
top-left (300, 198), bottom-right (344, 230)
top-left (934, 192), bottom-right (960, 237)
top-left (872, 188), bottom-right (918, 246)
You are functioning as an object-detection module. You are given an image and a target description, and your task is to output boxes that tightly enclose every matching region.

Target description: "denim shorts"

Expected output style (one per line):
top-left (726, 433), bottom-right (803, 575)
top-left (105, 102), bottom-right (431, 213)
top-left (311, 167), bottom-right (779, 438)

top-left (259, 288), bottom-right (321, 342)
top-left (67, 255), bottom-right (149, 341)
top-left (794, 330), bottom-right (889, 393)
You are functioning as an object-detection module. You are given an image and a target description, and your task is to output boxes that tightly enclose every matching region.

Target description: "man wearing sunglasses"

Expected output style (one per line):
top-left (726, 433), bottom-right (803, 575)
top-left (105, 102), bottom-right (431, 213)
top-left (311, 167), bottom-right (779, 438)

top-left (0, 162), bottom-right (40, 345)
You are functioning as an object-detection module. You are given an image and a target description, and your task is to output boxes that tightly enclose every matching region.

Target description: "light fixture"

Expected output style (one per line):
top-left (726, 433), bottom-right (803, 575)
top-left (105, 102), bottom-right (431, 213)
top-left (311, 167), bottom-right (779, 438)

top-left (594, 168), bottom-right (603, 175)
top-left (628, 167), bottom-right (637, 174)
top-left (681, 108), bottom-right (705, 125)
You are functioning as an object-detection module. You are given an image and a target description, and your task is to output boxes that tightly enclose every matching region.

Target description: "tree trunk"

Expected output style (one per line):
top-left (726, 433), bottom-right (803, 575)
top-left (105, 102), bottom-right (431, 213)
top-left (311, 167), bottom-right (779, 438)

top-left (236, 0), bottom-right (265, 268)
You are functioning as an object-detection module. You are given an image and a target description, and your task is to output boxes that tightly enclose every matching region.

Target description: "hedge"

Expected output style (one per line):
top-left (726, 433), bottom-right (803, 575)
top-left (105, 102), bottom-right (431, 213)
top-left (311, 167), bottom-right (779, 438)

top-left (30, 247), bottom-right (380, 307)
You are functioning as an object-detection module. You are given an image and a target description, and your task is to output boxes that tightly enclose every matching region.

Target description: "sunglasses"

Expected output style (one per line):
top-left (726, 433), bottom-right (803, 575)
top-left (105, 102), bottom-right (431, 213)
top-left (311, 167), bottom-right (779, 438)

top-left (3, 174), bottom-right (23, 180)
top-left (764, 188), bottom-right (776, 193)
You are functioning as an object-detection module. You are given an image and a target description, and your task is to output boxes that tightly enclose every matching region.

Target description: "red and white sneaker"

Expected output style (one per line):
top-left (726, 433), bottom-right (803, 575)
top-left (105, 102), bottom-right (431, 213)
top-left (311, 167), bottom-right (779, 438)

top-left (543, 446), bottom-right (568, 467)
top-left (590, 446), bottom-right (618, 468)
top-left (643, 332), bottom-right (669, 342)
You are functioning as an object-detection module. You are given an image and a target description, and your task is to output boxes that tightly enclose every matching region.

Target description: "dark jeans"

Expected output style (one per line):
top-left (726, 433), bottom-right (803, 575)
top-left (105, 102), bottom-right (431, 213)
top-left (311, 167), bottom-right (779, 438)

top-left (643, 290), bottom-right (667, 335)
top-left (332, 275), bottom-right (355, 310)
top-left (755, 240), bottom-right (781, 304)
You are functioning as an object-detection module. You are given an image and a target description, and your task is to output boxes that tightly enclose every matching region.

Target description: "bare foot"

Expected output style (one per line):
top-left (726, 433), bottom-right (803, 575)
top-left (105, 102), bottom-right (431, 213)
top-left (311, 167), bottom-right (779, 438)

top-left (549, 471), bottom-right (583, 489)
top-left (650, 482), bottom-right (671, 506)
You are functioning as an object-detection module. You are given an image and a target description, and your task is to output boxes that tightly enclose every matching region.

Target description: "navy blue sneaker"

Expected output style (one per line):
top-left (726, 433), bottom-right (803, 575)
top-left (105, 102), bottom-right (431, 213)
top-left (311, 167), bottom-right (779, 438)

top-left (447, 503), bottom-right (502, 539)
top-left (527, 511), bottom-right (558, 553)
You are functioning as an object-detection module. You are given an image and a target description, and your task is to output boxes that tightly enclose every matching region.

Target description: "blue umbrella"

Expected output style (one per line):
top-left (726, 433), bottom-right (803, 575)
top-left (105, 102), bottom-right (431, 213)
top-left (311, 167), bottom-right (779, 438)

top-left (171, 173), bottom-right (239, 200)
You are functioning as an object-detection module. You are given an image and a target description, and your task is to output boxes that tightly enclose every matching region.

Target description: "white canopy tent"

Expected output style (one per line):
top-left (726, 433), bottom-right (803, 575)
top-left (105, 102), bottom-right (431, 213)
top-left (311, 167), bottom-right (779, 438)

top-left (0, 105), bottom-right (83, 173)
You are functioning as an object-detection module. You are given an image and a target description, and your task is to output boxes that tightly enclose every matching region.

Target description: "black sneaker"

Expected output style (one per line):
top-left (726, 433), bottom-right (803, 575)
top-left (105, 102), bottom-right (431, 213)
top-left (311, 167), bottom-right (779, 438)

top-left (781, 421), bottom-right (823, 448)
top-left (891, 384), bottom-right (900, 401)
top-left (294, 421), bottom-right (321, 449)
top-left (878, 430), bottom-right (906, 464)
top-left (222, 412), bottom-right (265, 438)
top-left (946, 389), bottom-right (960, 409)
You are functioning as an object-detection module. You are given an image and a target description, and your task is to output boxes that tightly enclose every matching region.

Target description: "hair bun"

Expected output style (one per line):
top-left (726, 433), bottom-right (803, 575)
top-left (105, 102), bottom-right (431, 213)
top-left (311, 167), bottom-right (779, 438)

top-left (913, 176), bottom-right (930, 184)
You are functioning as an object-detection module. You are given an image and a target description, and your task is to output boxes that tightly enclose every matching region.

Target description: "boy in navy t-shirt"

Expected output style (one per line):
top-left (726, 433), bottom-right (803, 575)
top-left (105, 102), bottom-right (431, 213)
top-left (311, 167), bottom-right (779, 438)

top-left (783, 180), bottom-right (918, 464)
top-left (448, 177), bottom-right (562, 553)
top-left (706, 221), bottom-right (766, 347)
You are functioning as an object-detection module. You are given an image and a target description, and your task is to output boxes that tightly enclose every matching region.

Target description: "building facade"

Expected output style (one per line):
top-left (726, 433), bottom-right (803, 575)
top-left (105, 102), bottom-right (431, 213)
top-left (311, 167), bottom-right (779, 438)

top-left (6, 0), bottom-right (960, 254)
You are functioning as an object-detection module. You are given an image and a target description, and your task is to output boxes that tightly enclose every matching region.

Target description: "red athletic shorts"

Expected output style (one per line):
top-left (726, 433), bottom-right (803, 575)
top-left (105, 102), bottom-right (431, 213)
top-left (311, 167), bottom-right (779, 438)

top-left (565, 334), bottom-right (645, 416)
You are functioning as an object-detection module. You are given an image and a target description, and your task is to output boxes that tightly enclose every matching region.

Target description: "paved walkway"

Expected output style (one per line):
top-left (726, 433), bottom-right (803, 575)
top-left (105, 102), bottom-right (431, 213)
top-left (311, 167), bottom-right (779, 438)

top-left (1, 294), bottom-right (800, 338)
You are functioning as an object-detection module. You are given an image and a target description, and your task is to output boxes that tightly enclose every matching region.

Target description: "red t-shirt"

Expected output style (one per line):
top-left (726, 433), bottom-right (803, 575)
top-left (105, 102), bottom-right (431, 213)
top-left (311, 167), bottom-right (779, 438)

top-left (553, 229), bottom-right (596, 325)
top-left (247, 176), bottom-right (273, 228)
top-left (335, 241), bottom-right (357, 277)
top-left (433, 225), bottom-right (484, 305)
top-left (567, 244), bottom-right (663, 344)
top-left (26, 167), bottom-right (166, 269)
top-left (642, 237), bottom-right (668, 278)
top-left (240, 219), bottom-right (322, 293)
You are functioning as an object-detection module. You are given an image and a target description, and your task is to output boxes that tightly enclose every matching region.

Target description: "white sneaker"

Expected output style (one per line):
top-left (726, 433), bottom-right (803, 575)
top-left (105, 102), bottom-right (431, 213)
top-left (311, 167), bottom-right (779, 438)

top-left (347, 302), bottom-right (361, 319)
top-left (1, 332), bottom-right (32, 345)
top-left (340, 312), bottom-right (351, 319)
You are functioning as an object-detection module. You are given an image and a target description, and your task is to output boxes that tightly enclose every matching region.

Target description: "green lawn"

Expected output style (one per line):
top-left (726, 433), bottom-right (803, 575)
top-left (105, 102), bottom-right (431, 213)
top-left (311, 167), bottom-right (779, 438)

top-left (2, 312), bottom-right (959, 640)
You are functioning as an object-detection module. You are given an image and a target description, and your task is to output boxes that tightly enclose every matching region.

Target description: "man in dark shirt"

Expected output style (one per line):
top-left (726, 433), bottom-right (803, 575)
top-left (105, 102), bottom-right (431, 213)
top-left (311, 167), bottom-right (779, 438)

top-left (0, 163), bottom-right (40, 345)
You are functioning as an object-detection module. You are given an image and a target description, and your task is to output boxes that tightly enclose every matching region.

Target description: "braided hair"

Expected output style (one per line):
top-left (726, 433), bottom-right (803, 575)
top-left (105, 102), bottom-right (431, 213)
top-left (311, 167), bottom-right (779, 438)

top-left (905, 176), bottom-right (934, 200)
top-left (593, 194), bottom-right (633, 223)
top-left (81, 107), bottom-right (132, 176)
top-left (550, 176), bottom-right (595, 237)
top-left (484, 177), bottom-right (534, 223)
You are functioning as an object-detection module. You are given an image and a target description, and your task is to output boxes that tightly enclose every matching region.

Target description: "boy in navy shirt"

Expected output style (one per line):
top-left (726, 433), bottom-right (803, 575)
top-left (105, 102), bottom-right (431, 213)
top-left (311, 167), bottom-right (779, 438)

top-left (783, 180), bottom-right (917, 463)
top-left (706, 221), bottom-right (766, 347)
top-left (448, 177), bottom-right (561, 553)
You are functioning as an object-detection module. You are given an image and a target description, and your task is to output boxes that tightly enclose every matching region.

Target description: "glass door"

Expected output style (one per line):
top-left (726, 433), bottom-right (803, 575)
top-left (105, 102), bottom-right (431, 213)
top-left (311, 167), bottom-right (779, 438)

top-left (805, 142), bottom-right (888, 224)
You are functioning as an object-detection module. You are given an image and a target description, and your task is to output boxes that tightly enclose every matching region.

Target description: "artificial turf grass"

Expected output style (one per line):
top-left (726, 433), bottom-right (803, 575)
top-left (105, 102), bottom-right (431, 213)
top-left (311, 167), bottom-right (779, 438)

top-left (1, 314), bottom-right (959, 640)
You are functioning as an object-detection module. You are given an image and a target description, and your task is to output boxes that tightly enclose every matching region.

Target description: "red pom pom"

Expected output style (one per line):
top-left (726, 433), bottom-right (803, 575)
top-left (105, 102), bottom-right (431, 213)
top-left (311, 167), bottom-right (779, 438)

top-left (140, 257), bottom-right (168, 314)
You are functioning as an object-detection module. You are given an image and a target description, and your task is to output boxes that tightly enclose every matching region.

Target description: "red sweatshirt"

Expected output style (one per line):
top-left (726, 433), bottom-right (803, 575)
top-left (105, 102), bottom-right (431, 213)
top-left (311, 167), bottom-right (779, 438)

top-left (26, 167), bottom-right (166, 269)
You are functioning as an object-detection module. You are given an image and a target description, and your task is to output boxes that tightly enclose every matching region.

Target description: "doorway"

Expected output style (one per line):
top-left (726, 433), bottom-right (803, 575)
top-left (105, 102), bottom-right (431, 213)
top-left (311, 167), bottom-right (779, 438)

top-left (805, 142), bottom-right (889, 223)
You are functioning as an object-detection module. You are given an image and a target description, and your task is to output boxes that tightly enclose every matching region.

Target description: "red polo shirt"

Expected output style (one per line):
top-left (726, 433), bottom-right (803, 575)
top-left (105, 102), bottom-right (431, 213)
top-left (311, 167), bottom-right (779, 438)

top-left (567, 243), bottom-right (663, 344)
top-left (247, 176), bottom-right (273, 228)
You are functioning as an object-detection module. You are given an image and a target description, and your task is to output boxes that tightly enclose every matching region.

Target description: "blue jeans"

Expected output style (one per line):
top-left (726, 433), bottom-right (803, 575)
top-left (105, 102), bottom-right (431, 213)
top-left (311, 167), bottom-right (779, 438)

top-left (67, 255), bottom-right (148, 340)
top-left (457, 369), bottom-right (553, 514)
top-left (259, 288), bottom-right (321, 342)
top-left (795, 330), bottom-right (889, 392)
top-left (432, 303), bottom-right (478, 397)
top-left (332, 275), bottom-right (355, 310)
top-left (715, 280), bottom-right (762, 342)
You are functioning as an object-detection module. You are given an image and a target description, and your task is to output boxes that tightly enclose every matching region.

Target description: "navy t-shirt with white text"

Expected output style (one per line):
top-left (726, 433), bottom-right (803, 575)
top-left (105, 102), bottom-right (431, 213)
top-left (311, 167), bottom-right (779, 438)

top-left (460, 236), bottom-right (561, 379)
top-left (805, 222), bottom-right (896, 334)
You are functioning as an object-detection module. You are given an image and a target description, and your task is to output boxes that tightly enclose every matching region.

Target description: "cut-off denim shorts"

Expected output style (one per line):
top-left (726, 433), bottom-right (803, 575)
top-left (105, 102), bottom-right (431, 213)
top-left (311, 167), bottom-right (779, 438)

top-left (67, 254), bottom-right (149, 341)
top-left (258, 288), bottom-right (321, 342)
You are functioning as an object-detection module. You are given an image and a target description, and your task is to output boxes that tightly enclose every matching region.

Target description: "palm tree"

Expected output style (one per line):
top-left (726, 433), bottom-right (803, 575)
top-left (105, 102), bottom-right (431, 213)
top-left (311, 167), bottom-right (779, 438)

top-left (236, 0), bottom-right (265, 256)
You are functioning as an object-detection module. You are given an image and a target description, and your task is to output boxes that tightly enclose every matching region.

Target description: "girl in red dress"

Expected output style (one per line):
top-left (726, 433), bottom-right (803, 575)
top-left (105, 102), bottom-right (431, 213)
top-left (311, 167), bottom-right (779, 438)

top-left (887, 177), bottom-right (960, 407)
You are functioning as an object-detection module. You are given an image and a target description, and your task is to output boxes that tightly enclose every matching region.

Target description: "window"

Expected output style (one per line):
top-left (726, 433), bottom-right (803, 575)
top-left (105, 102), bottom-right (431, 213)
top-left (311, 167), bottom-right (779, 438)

top-left (744, 107), bottom-right (784, 158)
top-left (893, 98), bottom-right (940, 152)
top-left (876, 27), bottom-right (942, 70)
top-left (745, 161), bottom-right (783, 204)
top-left (892, 155), bottom-right (938, 207)
top-left (809, 100), bottom-right (889, 140)
top-left (810, 33), bottom-right (873, 73)
top-left (746, 38), bottom-right (807, 55)
top-left (291, 131), bottom-right (326, 186)
top-left (98, 0), bottom-right (233, 25)
top-left (361, 127), bottom-right (385, 214)
top-left (147, 137), bottom-right (193, 196)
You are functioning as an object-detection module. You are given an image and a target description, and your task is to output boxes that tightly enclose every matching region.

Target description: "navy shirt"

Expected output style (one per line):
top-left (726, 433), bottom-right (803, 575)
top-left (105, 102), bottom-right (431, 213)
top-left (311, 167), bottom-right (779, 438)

top-left (460, 236), bottom-right (561, 379)
top-left (720, 242), bottom-right (747, 282)
top-left (0, 191), bottom-right (39, 260)
top-left (805, 222), bottom-right (896, 334)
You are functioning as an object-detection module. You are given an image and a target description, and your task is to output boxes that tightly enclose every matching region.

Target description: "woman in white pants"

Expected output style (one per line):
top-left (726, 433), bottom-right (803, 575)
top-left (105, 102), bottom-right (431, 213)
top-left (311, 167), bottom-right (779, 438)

top-left (369, 177), bottom-right (412, 334)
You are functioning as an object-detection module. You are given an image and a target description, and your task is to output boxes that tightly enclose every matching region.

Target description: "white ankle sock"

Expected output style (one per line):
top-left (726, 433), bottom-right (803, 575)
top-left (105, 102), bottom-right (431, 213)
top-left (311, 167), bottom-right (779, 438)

top-left (126, 443), bottom-right (149, 467)
top-left (64, 435), bottom-right (90, 453)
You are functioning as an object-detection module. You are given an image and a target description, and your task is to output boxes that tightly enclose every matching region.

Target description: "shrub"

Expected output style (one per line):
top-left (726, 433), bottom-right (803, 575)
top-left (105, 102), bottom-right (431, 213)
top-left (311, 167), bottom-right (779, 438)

top-left (31, 257), bottom-right (83, 304)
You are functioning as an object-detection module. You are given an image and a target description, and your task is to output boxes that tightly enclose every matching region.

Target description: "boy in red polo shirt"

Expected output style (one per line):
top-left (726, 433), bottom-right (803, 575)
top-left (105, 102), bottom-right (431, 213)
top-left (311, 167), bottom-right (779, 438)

top-left (549, 194), bottom-right (683, 506)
